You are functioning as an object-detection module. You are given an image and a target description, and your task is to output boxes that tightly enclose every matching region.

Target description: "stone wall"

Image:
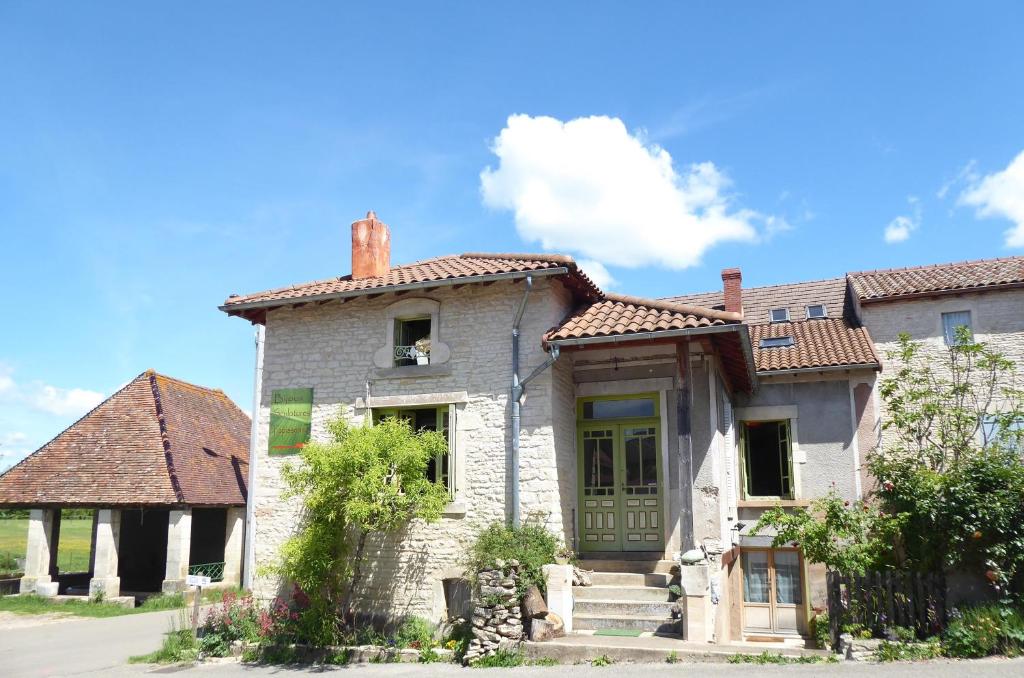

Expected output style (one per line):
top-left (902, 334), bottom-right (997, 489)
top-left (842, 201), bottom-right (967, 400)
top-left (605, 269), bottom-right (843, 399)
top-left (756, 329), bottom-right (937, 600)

top-left (463, 566), bottom-right (523, 664)
top-left (249, 277), bottom-right (575, 621)
top-left (859, 288), bottom-right (1024, 452)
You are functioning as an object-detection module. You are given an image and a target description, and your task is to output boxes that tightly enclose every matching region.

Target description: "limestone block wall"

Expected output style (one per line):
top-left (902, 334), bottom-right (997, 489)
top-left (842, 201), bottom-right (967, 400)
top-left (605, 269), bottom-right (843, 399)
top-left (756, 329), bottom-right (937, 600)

top-left (859, 288), bottom-right (1024, 451)
top-left (249, 277), bottom-right (576, 621)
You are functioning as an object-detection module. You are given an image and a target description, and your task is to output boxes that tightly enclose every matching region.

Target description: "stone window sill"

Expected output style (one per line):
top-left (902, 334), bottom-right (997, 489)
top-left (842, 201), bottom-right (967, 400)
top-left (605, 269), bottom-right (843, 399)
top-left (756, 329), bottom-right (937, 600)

top-left (442, 502), bottom-right (466, 518)
top-left (737, 499), bottom-right (811, 509)
top-left (373, 364), bottom-right (452, 380)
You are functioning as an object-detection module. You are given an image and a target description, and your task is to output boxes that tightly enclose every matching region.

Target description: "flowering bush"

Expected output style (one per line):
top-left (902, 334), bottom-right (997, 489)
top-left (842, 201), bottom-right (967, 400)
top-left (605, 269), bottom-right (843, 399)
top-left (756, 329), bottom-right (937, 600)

top-left (197, 590), bottom-right (261, 657)
top-left (942, 604), bottom-right (1024, 657)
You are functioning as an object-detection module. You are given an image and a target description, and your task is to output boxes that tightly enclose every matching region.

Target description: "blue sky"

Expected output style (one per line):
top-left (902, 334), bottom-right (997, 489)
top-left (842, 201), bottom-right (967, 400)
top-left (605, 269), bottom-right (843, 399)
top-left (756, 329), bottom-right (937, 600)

top-left (2, 2), bottom-right (1023, 469)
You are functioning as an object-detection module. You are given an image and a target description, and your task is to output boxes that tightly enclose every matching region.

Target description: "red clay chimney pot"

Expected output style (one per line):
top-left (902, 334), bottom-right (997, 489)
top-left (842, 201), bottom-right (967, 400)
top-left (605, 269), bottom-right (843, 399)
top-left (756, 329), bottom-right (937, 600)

top-left (722, 267), bottom-right (742, 315)
top-left (351, 211), bottom-right (391, 279)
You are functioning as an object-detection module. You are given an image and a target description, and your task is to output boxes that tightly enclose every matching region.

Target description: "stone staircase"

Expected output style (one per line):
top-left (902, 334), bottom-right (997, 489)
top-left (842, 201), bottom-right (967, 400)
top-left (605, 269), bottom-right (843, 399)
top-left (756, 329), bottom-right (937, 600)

top-left (573, 558), bottom-right (678, 634)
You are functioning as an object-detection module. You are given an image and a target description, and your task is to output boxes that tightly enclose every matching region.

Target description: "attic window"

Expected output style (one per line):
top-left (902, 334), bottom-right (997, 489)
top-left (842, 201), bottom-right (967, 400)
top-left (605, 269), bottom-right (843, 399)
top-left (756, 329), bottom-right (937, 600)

top-left (759, 336), bottom-right (795, 348)
top-left (769, 308), bottom-right (790, 323)
top-left (806, 304), bottom-right (827, 319)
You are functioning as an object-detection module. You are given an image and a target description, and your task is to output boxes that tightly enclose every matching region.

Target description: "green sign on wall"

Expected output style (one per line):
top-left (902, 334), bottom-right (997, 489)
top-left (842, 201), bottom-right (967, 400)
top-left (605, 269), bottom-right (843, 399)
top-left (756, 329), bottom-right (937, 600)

top-left (268, 388), bottom-right (313, 456)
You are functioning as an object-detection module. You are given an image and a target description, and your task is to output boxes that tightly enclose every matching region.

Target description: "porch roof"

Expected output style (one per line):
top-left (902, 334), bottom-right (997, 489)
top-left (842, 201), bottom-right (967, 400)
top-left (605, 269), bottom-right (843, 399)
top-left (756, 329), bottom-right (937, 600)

top-left (0, 371), bottom-right (250, 508)
top-left (543, 294), bottom-right (756, 393)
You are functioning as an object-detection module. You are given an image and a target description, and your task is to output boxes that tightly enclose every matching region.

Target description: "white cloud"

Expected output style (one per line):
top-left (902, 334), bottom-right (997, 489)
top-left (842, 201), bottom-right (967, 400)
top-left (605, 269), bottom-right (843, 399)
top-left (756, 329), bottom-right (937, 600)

top-left (576, 259), bottom-right (615, 290)
top-left (883, 196), bottom-right (922, 244)
top-left (959, 150), bottom-right (1024, 248)
top-left (480, 114), bottom-right (770, 270)
top-left (0, 364), bottom-right (104, 418)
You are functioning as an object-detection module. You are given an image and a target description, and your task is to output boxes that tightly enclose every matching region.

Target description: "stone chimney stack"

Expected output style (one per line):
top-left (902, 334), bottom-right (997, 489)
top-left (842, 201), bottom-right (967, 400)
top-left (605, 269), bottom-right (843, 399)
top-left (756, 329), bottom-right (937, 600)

top-left (722, 267), bottom-right (743, 315)
top-left (351, 211), bottom-right (391, 279)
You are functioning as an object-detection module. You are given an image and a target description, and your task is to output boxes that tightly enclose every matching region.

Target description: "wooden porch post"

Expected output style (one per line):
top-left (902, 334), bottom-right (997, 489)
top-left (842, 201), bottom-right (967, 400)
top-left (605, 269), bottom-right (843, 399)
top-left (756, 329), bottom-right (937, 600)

top-left (677, 338), bottom-right (695, 551)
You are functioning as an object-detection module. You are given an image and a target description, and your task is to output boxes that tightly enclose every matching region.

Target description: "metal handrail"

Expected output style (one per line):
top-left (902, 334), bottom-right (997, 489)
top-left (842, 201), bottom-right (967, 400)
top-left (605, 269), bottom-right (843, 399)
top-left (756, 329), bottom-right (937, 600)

top-left (188, 561), bottom-right (225, 582)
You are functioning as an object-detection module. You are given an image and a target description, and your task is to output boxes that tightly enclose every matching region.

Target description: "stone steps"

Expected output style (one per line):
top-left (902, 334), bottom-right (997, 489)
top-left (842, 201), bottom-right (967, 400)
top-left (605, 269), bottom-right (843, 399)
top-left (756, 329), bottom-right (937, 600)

top-left (578, 559), bottom-right (675, 574)
top-left (573, 612), bottom-right (677, 633)
top-left (573, 585), bottom-right (668, 602)
top-left (589, 572), bottom-right (671, 587)
top-left (574, 599), bottom-right (676, 617)
top-left (523, 634), bottom-right (827, 664)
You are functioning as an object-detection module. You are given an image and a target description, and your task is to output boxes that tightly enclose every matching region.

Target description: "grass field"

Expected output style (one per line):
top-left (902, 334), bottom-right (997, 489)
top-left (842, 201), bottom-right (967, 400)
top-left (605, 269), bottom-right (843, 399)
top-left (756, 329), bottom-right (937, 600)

top-left (0, 593), bottom-right (185, 617)
top-left (0, 518), bottom-right (93, 574)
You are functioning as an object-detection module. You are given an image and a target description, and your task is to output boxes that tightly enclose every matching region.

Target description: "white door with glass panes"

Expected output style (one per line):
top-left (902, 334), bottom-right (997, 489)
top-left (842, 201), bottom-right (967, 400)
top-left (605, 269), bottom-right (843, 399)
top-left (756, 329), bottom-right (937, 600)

top-left (577, 395), bottom-right (663, 553)
top-left (742, 549), bottom-right (804, 635)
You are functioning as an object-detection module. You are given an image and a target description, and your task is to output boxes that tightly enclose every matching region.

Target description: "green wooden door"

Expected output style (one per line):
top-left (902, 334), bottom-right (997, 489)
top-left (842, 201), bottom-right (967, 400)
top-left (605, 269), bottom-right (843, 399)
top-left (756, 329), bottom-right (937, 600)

top-left (620, 424), bottom-right (664, 550)
top-left (578, 425), bottom-right (620, 551)
top-left (578, 421), bottom-right (664, 553)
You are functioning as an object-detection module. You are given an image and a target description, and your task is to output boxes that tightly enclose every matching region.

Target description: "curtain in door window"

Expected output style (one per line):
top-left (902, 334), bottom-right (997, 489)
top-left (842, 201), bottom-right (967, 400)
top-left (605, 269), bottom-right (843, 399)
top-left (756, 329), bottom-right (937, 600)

top-left (774, 551), bottom-right (802, 605)
top-left (742, 551), bottom-right (770, 603)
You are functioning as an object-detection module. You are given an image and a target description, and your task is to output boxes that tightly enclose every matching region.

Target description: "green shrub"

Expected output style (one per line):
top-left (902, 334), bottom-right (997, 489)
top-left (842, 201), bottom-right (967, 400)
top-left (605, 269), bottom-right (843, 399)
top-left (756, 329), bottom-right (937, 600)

top-left (591, 654), bottom-right (614, 666)
top-left (395, 615), bottom-right (435, 649)
top-left (875, 639), bottom-right (941, 662)
top-left (811, 612), bottom-right (830, 649)
top-left (943, 604), bottom-right (1024, 658)
top-left (471, 649), bottom-right (524, 668)
top-left (466, 516), bottom-right (560, 596)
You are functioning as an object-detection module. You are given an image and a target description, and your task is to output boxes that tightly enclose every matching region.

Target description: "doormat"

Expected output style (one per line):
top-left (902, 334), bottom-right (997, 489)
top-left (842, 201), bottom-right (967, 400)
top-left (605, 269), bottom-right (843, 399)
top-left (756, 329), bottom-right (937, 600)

top-left (593, 629), bottom-right (643, 637)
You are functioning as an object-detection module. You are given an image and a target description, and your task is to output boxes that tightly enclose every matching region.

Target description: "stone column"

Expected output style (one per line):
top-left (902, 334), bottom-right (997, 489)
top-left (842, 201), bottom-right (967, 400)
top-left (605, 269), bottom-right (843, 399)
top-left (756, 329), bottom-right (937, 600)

top-left (680, 562), bottom-right (713, 643)
top-left (542, 564), bottom-right (574, 633)
top-left (222, 507), bottom-right (245, 587)
top-left (89, 509), bottom-right (121, 599)
top-left (20, 508), bottom-right (58, 594)
top-left (162, 508), bottom-right (192, 594)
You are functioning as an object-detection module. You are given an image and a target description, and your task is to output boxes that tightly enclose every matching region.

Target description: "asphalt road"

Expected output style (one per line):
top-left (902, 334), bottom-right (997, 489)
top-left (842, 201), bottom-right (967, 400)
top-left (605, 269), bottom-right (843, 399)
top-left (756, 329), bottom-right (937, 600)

top-left (104, 657), bottom-right (1024, 677)
top-left (0, 606), bottom-right (191, 678)
top-left (3, 610), bottom-right (1024, 678)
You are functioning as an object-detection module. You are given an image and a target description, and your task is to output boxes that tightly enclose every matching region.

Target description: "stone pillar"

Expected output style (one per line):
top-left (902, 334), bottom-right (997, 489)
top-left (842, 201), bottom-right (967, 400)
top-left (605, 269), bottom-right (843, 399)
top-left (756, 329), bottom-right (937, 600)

top-left (162, 509), bottom-right (192, 594)
top-left (89, 509), bottom-right (121, 599)
top-left (542, 564), bottom-right (574, 633)
top-left (222, 507), bottom-right (245, 587)
top-left (680, 563), bottom-right (713, 643)
top-left (20, 508), bottom-right (58, 594)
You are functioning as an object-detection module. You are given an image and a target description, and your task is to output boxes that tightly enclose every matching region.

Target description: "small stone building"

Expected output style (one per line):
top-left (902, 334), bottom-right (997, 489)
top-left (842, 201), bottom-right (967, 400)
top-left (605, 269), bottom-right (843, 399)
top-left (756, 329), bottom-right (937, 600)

top-left (0, 370), bottom-right (250, 601)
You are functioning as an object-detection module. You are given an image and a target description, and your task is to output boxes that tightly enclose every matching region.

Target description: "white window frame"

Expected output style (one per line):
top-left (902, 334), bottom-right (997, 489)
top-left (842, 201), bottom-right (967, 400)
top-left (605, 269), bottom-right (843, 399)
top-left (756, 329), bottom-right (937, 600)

top-left (805, 304), bottom-right (827, 320)
top-left (942, 310), bottom-right (972, 346)
top-left (372, 298), bottom-right (452, 369)
top-left (769, 308), bottom-right (790, 323)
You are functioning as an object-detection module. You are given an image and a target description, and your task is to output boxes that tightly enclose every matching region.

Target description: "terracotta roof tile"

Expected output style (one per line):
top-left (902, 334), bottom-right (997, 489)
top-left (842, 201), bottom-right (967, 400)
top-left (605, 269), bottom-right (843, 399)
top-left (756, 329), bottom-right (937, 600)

top-left (222, 253), bottom-right (601, 312)
top-left (0, 371), bottom-right (250, 507)
top-left (545, 293), bottom-right (738, 342)
top-left (750, 319), bottom-right (879, 372)
top-left (666, 277), bottom-right (850, 325)
top-left (849, 256), bottom-right (1024, 302)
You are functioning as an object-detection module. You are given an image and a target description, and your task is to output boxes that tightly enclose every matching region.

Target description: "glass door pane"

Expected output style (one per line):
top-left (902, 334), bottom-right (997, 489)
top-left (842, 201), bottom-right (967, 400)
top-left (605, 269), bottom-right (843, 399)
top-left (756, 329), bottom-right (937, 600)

top-left (742, 551), bottom-right (770, 603)
top-left (580, 428), bottom-right (619, 551)
top-left (774, 551), bottom-right (802, 605)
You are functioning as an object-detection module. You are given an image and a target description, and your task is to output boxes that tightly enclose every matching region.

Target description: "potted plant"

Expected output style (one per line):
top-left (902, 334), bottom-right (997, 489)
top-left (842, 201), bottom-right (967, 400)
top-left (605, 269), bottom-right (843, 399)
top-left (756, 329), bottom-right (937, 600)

top-left (554, 546), bottom-right (574, 565)
top-left (414, 337), bottom-right (431, 365)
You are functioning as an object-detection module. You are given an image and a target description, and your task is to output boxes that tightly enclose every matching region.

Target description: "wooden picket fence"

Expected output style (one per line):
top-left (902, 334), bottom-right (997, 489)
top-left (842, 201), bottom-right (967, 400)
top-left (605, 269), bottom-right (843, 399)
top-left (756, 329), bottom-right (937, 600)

top-left (826, 571), bottom-right (946, 649)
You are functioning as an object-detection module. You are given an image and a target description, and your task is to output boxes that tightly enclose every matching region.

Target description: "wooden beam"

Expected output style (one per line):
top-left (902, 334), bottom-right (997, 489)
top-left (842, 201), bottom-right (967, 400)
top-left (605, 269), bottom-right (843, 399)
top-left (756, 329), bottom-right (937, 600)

top-left (676, 338), bottom-right (695, 551)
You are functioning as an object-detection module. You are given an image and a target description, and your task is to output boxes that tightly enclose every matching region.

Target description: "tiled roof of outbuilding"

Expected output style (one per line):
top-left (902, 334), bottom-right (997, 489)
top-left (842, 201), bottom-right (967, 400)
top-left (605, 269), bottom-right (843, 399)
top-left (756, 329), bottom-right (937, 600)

top-left (749, 319), bottom-right (879, 372)
top-left (544, 294), bottom-right (740, 342)
top-left (670, 277), bottom-right (879, 373)
top-left (849, 256), bottom-right (1024, 302)
top-left (222, 253), bottom-right (601, 319)
top-left (0, 371), bottom-right (250, 507)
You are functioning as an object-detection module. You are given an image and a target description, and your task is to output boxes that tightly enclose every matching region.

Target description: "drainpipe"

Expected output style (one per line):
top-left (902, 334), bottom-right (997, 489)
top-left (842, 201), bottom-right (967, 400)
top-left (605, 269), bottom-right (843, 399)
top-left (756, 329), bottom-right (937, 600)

top-left (242, 325), bottom-right (264, 590)
top-left (510, 276), bottom-right (561, 527)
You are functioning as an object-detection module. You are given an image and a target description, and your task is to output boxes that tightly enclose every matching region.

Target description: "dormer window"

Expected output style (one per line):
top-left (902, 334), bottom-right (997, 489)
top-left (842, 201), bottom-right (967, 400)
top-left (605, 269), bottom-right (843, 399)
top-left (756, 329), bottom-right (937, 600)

top-left (759, 336), bottom-right (795, 348)
top-left (394, 316), bottom-right (431, 367)
top-left (805, 304), bottom-right (827, 320)
top-left (769, 308), bottom-right (790, 323)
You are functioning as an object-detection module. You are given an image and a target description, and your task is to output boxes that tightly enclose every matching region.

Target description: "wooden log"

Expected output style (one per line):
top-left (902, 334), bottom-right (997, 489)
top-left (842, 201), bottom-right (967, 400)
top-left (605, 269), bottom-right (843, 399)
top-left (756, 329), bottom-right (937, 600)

top-left (521, 585), bottom-right (548, 619)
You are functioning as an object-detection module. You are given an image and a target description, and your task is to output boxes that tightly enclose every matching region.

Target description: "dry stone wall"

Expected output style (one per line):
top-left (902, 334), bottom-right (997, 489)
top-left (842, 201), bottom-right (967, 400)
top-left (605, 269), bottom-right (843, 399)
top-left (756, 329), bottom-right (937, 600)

top-left (463, 564), bottom-right (524, 664)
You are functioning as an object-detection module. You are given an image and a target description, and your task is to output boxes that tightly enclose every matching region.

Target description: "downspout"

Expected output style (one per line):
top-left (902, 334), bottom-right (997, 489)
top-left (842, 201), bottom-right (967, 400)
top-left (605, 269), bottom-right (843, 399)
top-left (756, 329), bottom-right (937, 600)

top-left (510, 276), bottom-right (531, 527)
top-left (242, 325), bottom-right (265, 590)
top-left (510, 275), bottom-right (561, 527)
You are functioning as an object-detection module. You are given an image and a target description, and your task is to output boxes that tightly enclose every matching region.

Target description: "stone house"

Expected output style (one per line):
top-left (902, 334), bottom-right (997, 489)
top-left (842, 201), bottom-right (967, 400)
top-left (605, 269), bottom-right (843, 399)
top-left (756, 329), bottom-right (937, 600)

top-left (0, 370), bottom-right (250, 603)
top-left (221, 212), bottom-right (1022, 645)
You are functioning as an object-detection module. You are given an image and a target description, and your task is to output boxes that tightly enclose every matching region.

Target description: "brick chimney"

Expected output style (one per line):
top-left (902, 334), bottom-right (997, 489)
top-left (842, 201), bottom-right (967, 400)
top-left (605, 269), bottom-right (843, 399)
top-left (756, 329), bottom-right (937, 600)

top-left (722, 267), bottom-right (742, 315)
top-left (351, 211), bottom-right (391, 279)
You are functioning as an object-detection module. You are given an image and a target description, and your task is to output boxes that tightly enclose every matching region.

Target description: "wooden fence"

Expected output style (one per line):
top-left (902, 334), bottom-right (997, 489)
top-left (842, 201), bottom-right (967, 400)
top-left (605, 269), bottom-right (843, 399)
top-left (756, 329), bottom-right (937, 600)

top-left (826, 571), bottom-right (946, 648)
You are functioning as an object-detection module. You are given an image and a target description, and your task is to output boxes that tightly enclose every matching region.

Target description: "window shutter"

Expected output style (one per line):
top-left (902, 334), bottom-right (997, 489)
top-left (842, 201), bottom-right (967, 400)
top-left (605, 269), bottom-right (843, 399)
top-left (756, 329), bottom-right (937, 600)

top-left (723, 399), bottom-right (737, 518)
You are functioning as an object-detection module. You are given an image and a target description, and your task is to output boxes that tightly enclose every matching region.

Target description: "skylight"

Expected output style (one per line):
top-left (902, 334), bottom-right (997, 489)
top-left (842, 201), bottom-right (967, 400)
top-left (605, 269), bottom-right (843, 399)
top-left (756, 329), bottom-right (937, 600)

top-left (759, 336), bottom-right (795, 348)
top-left (769, 308), bottom-right (790, 323)
top-left (806, 304), bottom-right (827, 319)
